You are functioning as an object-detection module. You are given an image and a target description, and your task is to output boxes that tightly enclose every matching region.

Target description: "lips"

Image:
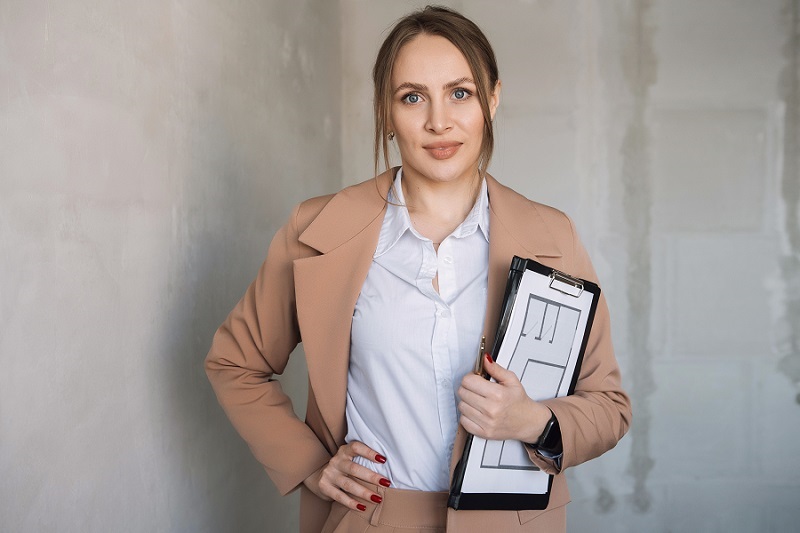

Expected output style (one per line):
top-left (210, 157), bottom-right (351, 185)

top-left (423, 141), bottom-right (462, 160)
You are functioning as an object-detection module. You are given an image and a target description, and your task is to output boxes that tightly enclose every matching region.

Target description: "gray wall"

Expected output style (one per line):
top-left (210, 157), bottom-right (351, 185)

top-left (0, 1), bottom-right (338, 531)
top-left (1, 1), bottom-right (799, 532)
top-left (342, 1), bottom-right (800, 531)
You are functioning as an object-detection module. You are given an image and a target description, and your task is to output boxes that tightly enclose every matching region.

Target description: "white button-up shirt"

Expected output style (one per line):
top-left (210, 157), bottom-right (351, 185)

top-left (345, 169), bottom-right (489, 491)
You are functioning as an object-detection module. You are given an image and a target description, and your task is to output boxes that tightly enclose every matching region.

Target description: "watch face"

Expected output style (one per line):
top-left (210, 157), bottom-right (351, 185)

top-left (541, 419), bottom-right (562, 452)
top-left (542, 427), bottom-right (558, 448)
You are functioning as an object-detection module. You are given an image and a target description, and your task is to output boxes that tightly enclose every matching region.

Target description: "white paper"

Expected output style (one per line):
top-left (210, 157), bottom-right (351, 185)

top-left (460, 267), bottom-right (594, 495)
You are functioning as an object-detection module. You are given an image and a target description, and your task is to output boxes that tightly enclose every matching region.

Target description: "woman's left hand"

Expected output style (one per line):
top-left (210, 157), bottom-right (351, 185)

top-left (457, 354), bottom-right (551, 442)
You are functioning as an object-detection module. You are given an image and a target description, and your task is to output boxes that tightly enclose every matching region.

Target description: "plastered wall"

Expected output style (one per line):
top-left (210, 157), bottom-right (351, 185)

top-left (1, 1), bottom-right (339, 531)
top-left (2, 1), bottom-right (799, 532)
top-left (341, 1), bottom-right (800, 531)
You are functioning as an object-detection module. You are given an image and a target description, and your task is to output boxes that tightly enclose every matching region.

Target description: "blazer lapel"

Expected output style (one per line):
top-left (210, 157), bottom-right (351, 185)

top-left (482, 174), bottom-right (563, 343)
top-left (450, 174), bottom-right (564, 475)
top-left (294, 171), bottom-right (393, 445)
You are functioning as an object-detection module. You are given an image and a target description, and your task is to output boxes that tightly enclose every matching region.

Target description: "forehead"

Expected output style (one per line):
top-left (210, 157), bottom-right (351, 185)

top-left (391, 34), bottom-right (473, 85)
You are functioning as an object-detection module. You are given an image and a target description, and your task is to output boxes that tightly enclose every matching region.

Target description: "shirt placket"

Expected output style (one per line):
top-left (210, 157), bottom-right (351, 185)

top-left (436, 239), bottom-right (461, 466)
top-left (417, 241), bottom-right (457, 475)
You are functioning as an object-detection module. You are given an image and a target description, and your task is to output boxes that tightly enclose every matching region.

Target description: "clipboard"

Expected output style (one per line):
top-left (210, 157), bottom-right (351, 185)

top-left (448, 256), bottom-right (601, 510)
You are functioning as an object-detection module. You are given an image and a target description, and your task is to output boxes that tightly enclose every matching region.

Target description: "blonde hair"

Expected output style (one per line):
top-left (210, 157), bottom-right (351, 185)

top-left (372, 5), bottom-right (500, 179)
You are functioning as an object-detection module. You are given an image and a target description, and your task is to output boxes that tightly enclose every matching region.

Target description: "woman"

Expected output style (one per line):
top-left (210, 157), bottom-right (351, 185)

top-left (206, 6), bottom-right (630, 532)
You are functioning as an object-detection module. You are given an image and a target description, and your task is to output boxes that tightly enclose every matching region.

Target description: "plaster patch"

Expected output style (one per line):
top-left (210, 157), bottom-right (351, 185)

top-left (595, 485), bottom-right (616, 514)
top-left (281, 31), bottom-right (292, 68)
top-left (618, 0), bottom-right (656, 514)
top-left (776, 0), bottom-right (800, 394)
top-left (298, 44), bottom-right (313, 83)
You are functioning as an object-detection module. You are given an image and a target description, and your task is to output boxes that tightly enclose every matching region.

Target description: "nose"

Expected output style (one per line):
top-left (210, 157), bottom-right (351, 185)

top-left (425, 99), bottom-right (453, 134)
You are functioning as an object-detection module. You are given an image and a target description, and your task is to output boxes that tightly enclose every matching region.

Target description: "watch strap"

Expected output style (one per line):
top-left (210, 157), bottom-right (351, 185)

top-left (525, 409), bottom-right (562, 455)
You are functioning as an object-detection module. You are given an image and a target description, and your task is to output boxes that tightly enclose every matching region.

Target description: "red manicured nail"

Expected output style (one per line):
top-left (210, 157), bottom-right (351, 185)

top-left (375, 454), bottom-right (387, 464)
top-left (379, 478), bottom-right (391, 487)
top-left (357, 503), bottom-right (367, 512)
top-left (371, 494), bottom-right (382, 504)
top-left (485, 353), bottom-right (492, 364)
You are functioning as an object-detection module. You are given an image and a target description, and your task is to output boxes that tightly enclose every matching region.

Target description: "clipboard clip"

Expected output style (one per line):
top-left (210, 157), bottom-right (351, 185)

top-left (549, 269), bottom-right (584, 298)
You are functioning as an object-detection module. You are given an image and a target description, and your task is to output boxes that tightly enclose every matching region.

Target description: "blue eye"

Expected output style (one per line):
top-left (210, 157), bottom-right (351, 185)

top-left (453, 88), bottom-right (469, 100)
top-left (403, 93), bottom-right (421, 104)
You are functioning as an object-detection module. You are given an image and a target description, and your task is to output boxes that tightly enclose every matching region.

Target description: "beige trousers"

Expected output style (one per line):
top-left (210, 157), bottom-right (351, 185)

top-left (320, 483), bottom-right (566, 533)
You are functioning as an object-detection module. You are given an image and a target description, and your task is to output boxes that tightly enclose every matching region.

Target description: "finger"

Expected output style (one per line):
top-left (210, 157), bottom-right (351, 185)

top-left (328, 458), bottom-right (390, 493)
top-left (457, 386), bottom-right (488, 414)
top-left (324, 481), bottom-right (370, 512)
top-left (348, 440), bottom-right (387, 464)
top-left (483, 354), bottom-right (519, 384)
top-left (320, 468), bottom-right (384, 511)
top-left (338, 476), bottom-right (383, 506)
top-left (328, 442), bottom-right (392, 500)
top-left (458, 400), bottom-right (488, 427)
top-left (460, 372), bottom-right (499, 397)
top-left (345, 460), bottom-right (392, 489)
top-left (459, 413), bottom-right (487, 437)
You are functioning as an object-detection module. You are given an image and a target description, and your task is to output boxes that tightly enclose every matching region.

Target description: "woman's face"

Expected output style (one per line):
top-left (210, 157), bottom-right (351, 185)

top-left (389, 34), bottom-right (499, 186)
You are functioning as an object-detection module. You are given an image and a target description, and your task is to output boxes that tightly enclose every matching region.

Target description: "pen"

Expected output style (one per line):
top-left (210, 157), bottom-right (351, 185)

top-left (473, 335), bottom-right (487, 377)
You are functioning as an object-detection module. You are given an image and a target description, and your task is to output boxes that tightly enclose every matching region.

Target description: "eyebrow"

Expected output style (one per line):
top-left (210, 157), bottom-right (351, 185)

top-left (393, 77), bottom-right (476, 95)
top-left (444, 77), bottom-right (475, 90)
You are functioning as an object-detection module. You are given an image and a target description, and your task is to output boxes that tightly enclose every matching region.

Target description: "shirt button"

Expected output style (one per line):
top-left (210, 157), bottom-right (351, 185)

top-left (440, 310), bottom-right (450, 318)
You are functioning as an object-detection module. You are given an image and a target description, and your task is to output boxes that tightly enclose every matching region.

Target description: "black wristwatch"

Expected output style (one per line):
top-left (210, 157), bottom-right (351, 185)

top-left (525, 410), bottom-right (562, 454)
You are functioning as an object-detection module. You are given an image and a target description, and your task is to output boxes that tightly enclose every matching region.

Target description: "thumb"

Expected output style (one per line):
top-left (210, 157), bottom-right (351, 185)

top-left (483, 353), bottom-right (517, 384)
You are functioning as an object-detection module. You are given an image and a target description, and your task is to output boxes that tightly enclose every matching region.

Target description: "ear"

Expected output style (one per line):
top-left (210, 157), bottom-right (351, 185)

top-left (489, 80), bottom-right (502, 121)
top-left (386, 115), bottom-right (394, 138)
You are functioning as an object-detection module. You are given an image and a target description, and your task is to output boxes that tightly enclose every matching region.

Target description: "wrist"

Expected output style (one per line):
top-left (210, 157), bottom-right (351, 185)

top-left (525, 408), bottom-right (562, 455)
top-left (518, 400), bottom-right (553, 443)
top-left (302, 464), bottom-right (327, 498)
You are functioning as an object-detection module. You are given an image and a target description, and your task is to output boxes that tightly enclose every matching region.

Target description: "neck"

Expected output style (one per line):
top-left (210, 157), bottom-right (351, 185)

top-left (400, 167), bottom-right (482, 243)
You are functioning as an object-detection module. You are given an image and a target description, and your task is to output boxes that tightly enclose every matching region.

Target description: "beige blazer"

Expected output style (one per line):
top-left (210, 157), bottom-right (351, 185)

top-left (205, 169), bottom-right (631, 532)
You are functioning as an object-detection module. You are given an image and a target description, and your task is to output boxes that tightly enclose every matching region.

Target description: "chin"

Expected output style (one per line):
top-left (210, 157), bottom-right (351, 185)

top-left (409, 159), bottom-right (479, 184)
top-left (430, 166), bottom-right (477, 184)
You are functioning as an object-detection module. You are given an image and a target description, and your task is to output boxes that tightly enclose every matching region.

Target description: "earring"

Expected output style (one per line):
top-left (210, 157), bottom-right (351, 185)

top-left (388, 131), bottom-right (395, 141)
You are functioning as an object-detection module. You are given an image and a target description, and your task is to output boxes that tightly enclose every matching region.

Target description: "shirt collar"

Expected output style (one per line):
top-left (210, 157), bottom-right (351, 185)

top-left (374, 168), bottom-right (490, 258)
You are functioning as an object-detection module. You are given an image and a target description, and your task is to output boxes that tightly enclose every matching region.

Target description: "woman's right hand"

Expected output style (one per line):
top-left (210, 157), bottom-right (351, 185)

top-left (302, 441), bottom-right (392, 512)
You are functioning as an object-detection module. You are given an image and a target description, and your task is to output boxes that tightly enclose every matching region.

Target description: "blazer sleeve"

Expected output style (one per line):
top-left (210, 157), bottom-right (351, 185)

top-left (529, 214), bottom-right (632, 474)
top-left (205, 203), bottom-right (331, 495)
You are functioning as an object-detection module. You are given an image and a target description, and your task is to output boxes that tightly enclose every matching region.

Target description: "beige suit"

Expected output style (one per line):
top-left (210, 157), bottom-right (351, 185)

top-left (205, 169), bottom-right (631, 532)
